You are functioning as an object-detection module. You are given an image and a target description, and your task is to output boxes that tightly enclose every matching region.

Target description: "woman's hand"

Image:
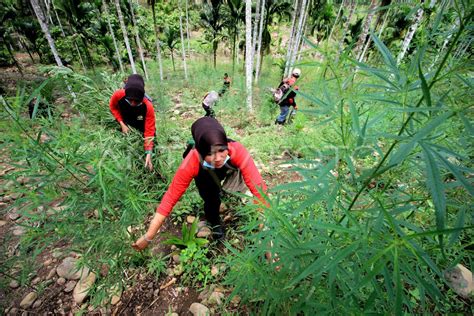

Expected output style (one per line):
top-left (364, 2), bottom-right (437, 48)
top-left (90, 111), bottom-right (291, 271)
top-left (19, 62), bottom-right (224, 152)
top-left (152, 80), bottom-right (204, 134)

top-left (132, 235), bottom-right (150, 251)
top-left (120, 121), bottom-right (130, 134)
top-left (145, 153), bottom-right (153, 171)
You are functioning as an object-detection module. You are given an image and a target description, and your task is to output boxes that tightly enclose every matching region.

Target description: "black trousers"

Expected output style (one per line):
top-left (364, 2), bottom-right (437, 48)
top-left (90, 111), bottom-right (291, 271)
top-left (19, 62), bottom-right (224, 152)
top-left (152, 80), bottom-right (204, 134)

top-left (194, 166), bottom-right (230, 227)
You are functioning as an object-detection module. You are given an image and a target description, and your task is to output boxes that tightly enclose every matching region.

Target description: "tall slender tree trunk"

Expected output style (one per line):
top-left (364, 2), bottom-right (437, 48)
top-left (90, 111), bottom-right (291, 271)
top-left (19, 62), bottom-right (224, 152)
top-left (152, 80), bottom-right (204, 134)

top-left (254, 0), bottom-right (266, 84)
top-left (129, 0), bottom-right (148, 79)
top-left (288, 0), bottom-right (308, 77)
top-left (397, 3), bottom-right (424, 64)
top-left (328, 0), bottom-right (345, 41)
top-left (245, 0), bottom-right (253, 111)
top-left (30, 0), bottom-right (63, 67)
top-left (52, 1), bottom-right (86, 72)
top-left (336, 0), bottom-right (356, 62)
top-left (252, 0), bottom-right (261, 65)
top-left (115, 0), bottom-right (136, 73)
top-left (185, 0), bottom-right (191, 56)
top-left (103, 0), bottom-right (124, 73)
top-left (296, 1), bottom-right (309, 62)
top-left (284, 0), bottom-right (300, 76)
top-left (178, 0), bottom-right (188, 80)
top-left (355, 0), bottom-right (378, 62)
top-left (30, 0), bottom-right (76, 99)
top-left (151, 2), bottom-right (163, 81)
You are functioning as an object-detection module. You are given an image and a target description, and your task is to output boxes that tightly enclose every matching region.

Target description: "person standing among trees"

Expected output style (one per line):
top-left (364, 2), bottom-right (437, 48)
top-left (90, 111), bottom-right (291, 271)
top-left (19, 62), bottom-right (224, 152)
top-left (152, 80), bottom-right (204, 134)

top-left (202, 90), bottom-right (219, 117)
top-left (109, 74), bottom-right (156, 170)
top-left (275, 68), bottom-right (301, 125)
top-left (219, 73), bottom-right (231, 95)
top-left (132, 117), bottom-right (268, 250)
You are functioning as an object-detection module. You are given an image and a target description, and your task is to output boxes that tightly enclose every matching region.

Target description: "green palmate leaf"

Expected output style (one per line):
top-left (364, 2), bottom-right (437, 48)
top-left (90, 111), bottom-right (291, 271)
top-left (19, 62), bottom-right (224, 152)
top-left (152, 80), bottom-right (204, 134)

top-left (431, 149), bottom-right (474, 196)
top-left (420, 143), bottom-right (446, 237)
top-left (418, 63), bottom-right (432, 109)
top-left (370, 31), bottom-right (398, 73)
top-left (288, 241), bottom-right (360, 287)
top-left (388, 111), bottom-right (453, 167)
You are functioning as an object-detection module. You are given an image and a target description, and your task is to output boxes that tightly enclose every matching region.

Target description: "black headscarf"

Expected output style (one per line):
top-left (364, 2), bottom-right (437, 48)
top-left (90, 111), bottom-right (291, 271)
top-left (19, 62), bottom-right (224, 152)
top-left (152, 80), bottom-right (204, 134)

top-left (125, 74), bottom-right (145, 101)
top-left (191, 117), bottom-right (228, 157)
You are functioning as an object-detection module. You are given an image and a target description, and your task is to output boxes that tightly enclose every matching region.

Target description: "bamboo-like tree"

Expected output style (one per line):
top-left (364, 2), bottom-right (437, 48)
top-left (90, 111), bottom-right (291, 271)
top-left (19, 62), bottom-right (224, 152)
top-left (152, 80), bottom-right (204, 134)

top-left (287, 0), bottom-right (308, 77)
top-left (252, 0), bottom-right (261, 63)
top-left (284, 0), bottom-right (300, 77)
top-left (30, 0), bottom-right (63, 67)
top-left (103, 0), bottom-right (124, 73)
top-left (115, 0), bottom-right (136, 73)
top-left (354, 0), bottom-right (378, 62)
top-left (254, 0), bottom-right (266, 83)
top-left (328, 0), bottom-right (345, 41)
top-left (245, 0), bottom-right (252, 111)
top-left (50, 0), bottom-right (85, 72)
top-left (129, 0), bottom-right (148, 79)
top-left (397, 2), bottom-right (425, 64)
top-left (178, 0), bottom-right (188, 80)
top-left (185, 0), bottom-right (191, 56)
top-left (148, 0), bottom-right (163, 81)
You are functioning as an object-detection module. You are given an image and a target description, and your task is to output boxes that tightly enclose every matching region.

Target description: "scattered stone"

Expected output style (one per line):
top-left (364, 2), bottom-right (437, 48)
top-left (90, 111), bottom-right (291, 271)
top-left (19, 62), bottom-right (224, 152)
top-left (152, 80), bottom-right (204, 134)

top-left (20, 292), bottom-right (37, 309)
top-left (230, 295), bottom-right (241, 306)
top-left (170, 245), bottom-right (177, 251)
top-left (31, 277), bottom-right (41, 285)
top-left (64, 280), bottom-right (76, 293)
top-left (0, 220), bottom-right (7, 227)
top-left (207, 291), bottom-right (224, 306)
top-left (52, 249), bottom-right (63, 258)
top-left (211, 266), bottom-right (219, 277)
top-left (444, 264), bottom-right (474, 299)
top-left (12, 226), bottom-right (26, 236)
top-left (43, 258), bottom-right (53, 267)
top-left (197, 221), bottom-right (207, 229)
top-left (186, 215), bottom-right (196, 224)
top-left (172, 254), bottom-right (181, 263)
top-left (8, 308), bottom-right (18, 315)
top-left (8, 211), bottom-right (20, 221)
top-left (56, 257), bottom-right (89, 280)
top-left (154, 289), bottom-right (160, 297)
top-left (111, 295), bottom-right (121, 306)
top-left (46, 268), bottom-right (56, 280)
top-left (173, 265), bottom-right (184, 276)
top-left (148, 282), bottom-right (154, 289)
top-left (196, 227), bottom-right (212, 238)
top-left (9, 280), bottom-right (19, 289)
top-left (57, 277), bottom-right (66, 285)
top-left (166, 268), bottom-right (174, 277)
top-left (73, 272), bottom-right (96, 304)
top-left (189, 302), bottom-right (210, 316)
top-left (223, 215), bottom-right (232, 222)
top-left (32, 300), bottom-right (42, 308)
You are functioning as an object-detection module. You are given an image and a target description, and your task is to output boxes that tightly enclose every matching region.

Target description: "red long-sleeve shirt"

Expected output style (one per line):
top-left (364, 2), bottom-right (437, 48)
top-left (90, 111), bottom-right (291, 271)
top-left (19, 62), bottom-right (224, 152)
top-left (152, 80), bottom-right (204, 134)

top-left (157, 141), bottom-right (267, 216)
top-left (109, 89), bottom-right (156, 151)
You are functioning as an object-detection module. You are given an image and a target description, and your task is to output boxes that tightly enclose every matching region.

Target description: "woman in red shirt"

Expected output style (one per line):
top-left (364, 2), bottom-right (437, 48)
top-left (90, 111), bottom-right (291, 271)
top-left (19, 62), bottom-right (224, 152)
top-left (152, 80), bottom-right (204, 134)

top-left (133, 117), bottom-right (267, 250)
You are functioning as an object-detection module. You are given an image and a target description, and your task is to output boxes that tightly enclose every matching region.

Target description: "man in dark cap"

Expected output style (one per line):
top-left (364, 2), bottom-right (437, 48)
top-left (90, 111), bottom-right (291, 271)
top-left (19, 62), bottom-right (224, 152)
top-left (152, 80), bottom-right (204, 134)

top-left (132, 117), bottom-right (268, 250)
top-left (109, 74), bottom-right (156, 170)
